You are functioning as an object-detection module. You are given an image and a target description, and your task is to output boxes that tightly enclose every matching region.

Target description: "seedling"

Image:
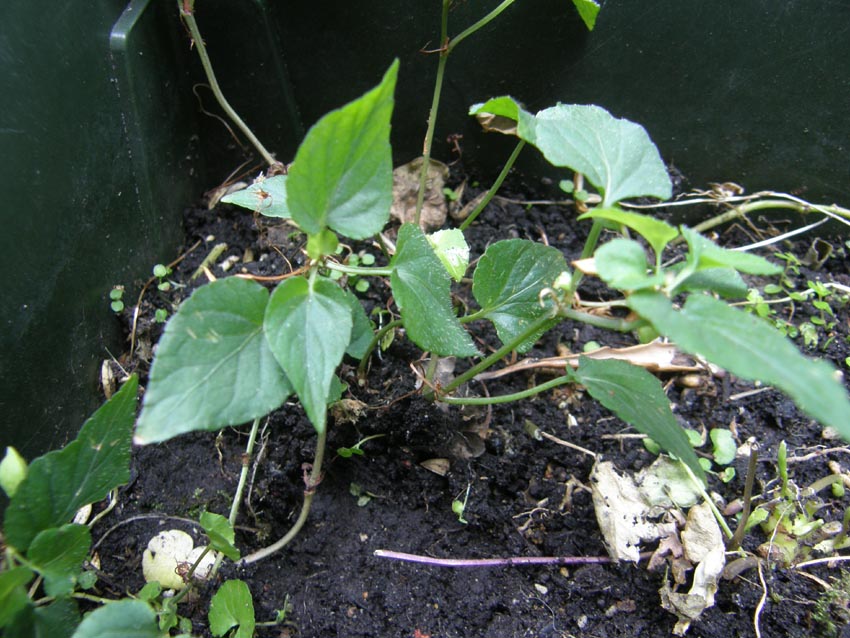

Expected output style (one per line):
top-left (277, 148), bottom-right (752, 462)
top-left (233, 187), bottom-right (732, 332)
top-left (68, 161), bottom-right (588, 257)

top-left (109, 285), bottom-right (125, 312)
top-left (452, 484), bottom-right (471, 525)
top-left (337, 433), bottom-right (386, 459)
top-left (152, 263), bottom-right (173, 292)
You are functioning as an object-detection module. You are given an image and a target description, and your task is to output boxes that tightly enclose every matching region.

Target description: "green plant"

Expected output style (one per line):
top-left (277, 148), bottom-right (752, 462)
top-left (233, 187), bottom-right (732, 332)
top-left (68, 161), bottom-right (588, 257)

top-left (109, 286), bottom-right (125, 313)
top-left (813, 570), bottom-right (850, 637)
top-left (0, 378), bottom-right (146, 636)
top-left (135, 57), bottom-right (850, 571)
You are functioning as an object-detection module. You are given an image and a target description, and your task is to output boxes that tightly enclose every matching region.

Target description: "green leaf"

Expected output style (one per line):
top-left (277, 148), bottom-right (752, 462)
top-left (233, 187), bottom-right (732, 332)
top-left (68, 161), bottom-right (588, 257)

top-left (70, 600), bottom-right (161, 638)
top-left (469, 96), bottom-right (521, 122)
top-left (710, 429), bottom-right (737, 466)
top-left (427, 229), bottom-right (470, 282)
top-left (287, 60), bottom-right (397, 239)
top-left (594, 238), bottom-right (663, 290)
top-left (672, 267), bottom-right (748, 299)
top-left (0, 446), bottom-right (28, 498)
top-left (0, 567), bottom-right (35, 628)
top-left (220, 175), bottom-right (291, 219)
top-left (264, 276), bottom-right (353, 433)
top-left (580, 208), bottom-right (678, 258)
top-left (306, 228), bottom-right (339, 260)
top-left (472, 239), bottom-right (567, 352)
top-left (340, 288), bottom-right (374, 360)
top-left (6, 597), bottom-right (80, 638)
top-left (209, 580), bottom-right (255, 638)
top-left (681, 227), bottom-right (781, 275)
top-left (135, 278), bottom-right (292, 444)
top-left (628, 292), bottom-right (850, 440)
top-left (572, 357), bottom-right (706, 483)
top-left (200, 512), bottom-right (240, 562)
top-left (4, 377), bottom-right (138, 553)
top-left (390, 224), bottom-right (478, 357)
top-left (518, 104), bottom-right (672, 206)
top-left (28, 524), bottom-right (91, 597)
top-left (572, 0), bottom-right (600, 30)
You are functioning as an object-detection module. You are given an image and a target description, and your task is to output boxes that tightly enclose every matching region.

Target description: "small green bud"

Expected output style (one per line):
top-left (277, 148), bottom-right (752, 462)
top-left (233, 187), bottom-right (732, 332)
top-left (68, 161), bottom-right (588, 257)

top-left (0, 446), bottom-right (28, 498)
top-left (152, 264), bottom-right (170, 279)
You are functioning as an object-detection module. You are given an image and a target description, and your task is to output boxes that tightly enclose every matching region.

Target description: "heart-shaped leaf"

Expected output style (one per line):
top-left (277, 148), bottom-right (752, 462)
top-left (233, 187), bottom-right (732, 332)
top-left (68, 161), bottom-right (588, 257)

top-left (594, 238), bottom-right (663, 291)
top-left (287, 61), bottom-right (398, 239)
top-left (264, 277), bottom-right (353, 433)
top-left (135, 278), bottom-right (292, 444)
top-left (71, 600), bottom-right (160, 638)
top-left (209, 580), bottom-right (255, 638)
top-left (390, 224), bottom-right (478, 357)
top-left (472, 239), bottom-right (567, 352)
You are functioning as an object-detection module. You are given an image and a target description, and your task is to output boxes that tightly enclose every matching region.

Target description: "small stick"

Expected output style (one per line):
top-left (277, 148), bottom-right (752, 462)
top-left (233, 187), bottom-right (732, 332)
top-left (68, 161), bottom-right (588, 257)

top-left (373, 549), bottom-right (641, 568)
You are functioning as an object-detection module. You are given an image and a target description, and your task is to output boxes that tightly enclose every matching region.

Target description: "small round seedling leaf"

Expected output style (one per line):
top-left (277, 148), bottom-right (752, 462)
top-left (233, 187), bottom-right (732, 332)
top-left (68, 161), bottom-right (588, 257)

top-left (710, 429), bottom-right (737, 466)
top-left (209, 580), bottom-right (255, 638)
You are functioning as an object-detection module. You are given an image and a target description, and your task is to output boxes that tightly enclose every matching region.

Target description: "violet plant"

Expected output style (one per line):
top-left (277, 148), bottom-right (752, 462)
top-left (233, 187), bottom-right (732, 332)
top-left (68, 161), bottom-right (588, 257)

top-left (134, 61), bottom-right (850, 568)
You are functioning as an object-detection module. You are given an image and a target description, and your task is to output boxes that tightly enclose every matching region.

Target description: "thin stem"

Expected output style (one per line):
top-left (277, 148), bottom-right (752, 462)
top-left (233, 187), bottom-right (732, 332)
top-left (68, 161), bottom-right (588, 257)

top-left (440, 375), bottom-right (572, 406)
top-left (680, 461), bottom-right (734, 540)
top-left (229, 418), bottom-right (261, 525)
top-left (415, 0), bottom-right (451, 226)
top-left (559, 307), bottom-right (644, 332)
top-left (416, 0), bottom-right (518, 224)
top-left (374, 548), bottom-right (645, 568)
top-left (324, 262), bottom-right (393, 277)
top-left (727, 443), bottom-right (759, 552)
top-left (459, 140), bottom-right (526, 231)
top-left (441, 313), bottom-right (557, 395)
top-left (179, 2), bottom-right (278, 168)
top-left (238, 429), bottom-right (328, 565)
top-left (447, 0), bottom-right (519, 53)
top-left (357, 319), bottom-right (403, 380)
top-left (568, 219), bottom-right (605, 294)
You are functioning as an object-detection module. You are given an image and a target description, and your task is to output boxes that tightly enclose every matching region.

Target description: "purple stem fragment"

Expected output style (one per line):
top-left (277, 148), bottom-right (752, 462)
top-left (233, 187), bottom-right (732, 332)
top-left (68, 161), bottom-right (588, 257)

top-left (373, 549), bottom-right (621, 568)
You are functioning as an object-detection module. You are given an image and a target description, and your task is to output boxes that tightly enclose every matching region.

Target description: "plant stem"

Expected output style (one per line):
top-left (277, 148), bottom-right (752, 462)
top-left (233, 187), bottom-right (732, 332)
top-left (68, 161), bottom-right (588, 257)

top-left (238, 429), bottom-right (328, 565)
top-left (459, 140), bottom-right (526, 231)
top-left (229, 418), bottom-right (261, 525)
top-left (727, 443), bottom-right (759, 552)
top-left (567, 218), bottom-right (605, 294)
top-left (440, 375), bottom-right (572, 406)
top-left (415, 0), bottom-right (519, 225)
top-left (324, 262), bottom-right (393, 277)
top-left (440, 313), bottom-right (557, 395)
top-left (414, 0), bottom-right (451, 227)
top-left (357, 319), bottom-right (403, 380)
top-left (373, 548), bottom-right (642, 568)
top-left (179, 2), bottom-right (278, 168)
top-left (559, 308), bottom-right (644, 332)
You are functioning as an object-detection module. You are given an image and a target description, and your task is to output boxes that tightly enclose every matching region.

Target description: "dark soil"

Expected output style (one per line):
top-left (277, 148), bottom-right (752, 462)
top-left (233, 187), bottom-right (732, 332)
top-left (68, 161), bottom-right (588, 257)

top-left (97, 175), bottom-right (850, 638)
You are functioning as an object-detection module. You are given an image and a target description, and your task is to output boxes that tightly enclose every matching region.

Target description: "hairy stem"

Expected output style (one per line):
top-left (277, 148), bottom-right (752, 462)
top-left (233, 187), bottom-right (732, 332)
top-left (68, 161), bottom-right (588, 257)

top-left (727, 443), bottom-right (759, 552)
top-left (238, 429), bottom-right (327, 565)
top-left (179, 2), bottom-right (278, 168)
top-left (459, 140), bottom-right (526, 231)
